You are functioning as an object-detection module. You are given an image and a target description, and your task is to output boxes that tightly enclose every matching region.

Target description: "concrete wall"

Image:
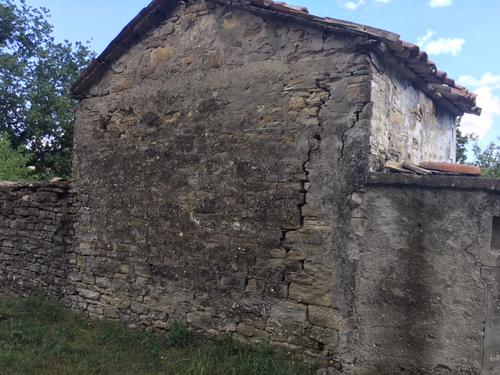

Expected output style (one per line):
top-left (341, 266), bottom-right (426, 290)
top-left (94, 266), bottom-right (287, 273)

top-left (350, 174), bottom-right (500, 374)
top-left (71, 0), bottom-right (372, 359)
top-left (369, 54), bottom-right (457, 169)
top-left (0, 181), bottom-right (75, 297)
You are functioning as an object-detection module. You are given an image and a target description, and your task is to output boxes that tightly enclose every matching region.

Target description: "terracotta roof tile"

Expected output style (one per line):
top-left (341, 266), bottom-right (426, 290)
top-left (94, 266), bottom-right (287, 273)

top-left (419, 162), bottom-right (481, 176)
top-left (71, 0), bottom-right (481, 116)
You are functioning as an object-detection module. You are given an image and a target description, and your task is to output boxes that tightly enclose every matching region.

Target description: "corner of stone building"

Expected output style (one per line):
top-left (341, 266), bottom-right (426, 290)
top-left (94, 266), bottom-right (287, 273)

top-left (0, 181), bottom-right (76, 299)
top-left (64, 2), bottom-right (383, 366)
top-left (366, 49), bottom-right (459, 170)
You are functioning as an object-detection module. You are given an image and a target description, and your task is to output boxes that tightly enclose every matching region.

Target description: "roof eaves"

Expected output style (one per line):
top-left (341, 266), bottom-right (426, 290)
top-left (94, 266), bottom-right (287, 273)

top-left (71, 0), bottom-right (178, 98)
top-left (70, 0), bottom-right (481, 116)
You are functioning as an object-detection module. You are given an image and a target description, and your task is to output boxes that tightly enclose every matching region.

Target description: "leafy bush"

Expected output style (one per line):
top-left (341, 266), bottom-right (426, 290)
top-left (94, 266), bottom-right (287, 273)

top-left (168, 321), bottom-right (194, 349)
top-left (472, 140), bottom-right (500, 177)
top-left (0, 134), bottom-right (32, 181)
top-left (456, 130), bottom-right (500, 178)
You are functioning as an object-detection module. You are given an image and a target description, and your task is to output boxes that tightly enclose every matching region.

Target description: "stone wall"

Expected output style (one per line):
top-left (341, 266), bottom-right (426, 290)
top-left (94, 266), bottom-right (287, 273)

top-left (1, 175), bottom-right (498, 373)
top-left (71, 0), bottom-right (372, 360)
top-left (0, 1), bottom-right (490, 373)
top-left (349, 174), bottom-right (500, 374)
top-left (0, 181), bottom-right (75, 297)
top-left (369, 53), bottom-right (457, 169)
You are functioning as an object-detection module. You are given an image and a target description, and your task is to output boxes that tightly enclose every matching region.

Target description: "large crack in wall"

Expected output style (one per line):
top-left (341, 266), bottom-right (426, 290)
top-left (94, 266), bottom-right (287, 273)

top-left (271, 66), bottom-right (375, 364)
top-left (280, 77), bottom-right (331, 244)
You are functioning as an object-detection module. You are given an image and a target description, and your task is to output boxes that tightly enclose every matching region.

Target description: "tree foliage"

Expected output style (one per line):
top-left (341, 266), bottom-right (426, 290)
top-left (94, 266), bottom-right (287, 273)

top-left (456, 126), bottom-right (500, 178)
top-left (472, 140), bottom-right (500, 177)
top-left (0, 133), bottom-right (31, 181)
top-left (0, 0), bottom-right (93, 179)
top-left (455, 129), bottom-right (471, 164)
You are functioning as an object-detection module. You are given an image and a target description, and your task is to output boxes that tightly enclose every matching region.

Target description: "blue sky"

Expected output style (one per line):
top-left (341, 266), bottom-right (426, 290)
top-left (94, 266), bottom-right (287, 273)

top-left (20, 0), bottom-right (500, 146)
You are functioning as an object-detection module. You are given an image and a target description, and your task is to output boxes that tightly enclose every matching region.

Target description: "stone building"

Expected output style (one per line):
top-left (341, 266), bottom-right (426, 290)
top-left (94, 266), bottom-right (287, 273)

top-left (1, 0), bottom-right (498, 374)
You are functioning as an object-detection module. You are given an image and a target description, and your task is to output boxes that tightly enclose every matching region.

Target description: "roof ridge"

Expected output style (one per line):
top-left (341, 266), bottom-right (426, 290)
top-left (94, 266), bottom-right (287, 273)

top-left (70, 0), bottom-right (481, 116)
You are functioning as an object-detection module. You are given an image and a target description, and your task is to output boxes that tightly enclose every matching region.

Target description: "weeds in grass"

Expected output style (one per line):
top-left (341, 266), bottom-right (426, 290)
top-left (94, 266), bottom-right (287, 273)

top-left (0, 297), bottom-right (314, 375)
top-left (167, 321), bottom-right (194, 349)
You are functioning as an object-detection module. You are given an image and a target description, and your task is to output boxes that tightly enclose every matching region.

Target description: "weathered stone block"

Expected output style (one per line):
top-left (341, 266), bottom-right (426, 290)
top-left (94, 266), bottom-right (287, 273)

top-left (95, 276), bottom-right (112, 288)
top-left (289, 97), bottom-right (307, 111)
top-left (77, 288), bottom-right (101, 301)
top-left (131, 302), bottom-right (149, 315)
top-left (308, 305), bottom-right (344, 330)
top-left (285, 271), bottom-right (314, 285)
top-left (310, 326), bottom-right (339, 354)
top-left (237, 322), bottom-right (270, 338)
top-left (268, 301), bottom-right (307, 323)
top-left (118, 264), bottom-right (130, 275)
top-left (150, 46), bottom-right (174, 65)
top-left (269, 248), bottom-right (286, 258)
top-left (289, 283), bottom-right (333, 307)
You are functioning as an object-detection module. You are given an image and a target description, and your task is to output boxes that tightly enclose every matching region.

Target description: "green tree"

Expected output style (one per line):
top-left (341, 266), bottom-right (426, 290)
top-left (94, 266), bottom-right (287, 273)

top-left (0, 133), bottom-right (32, 181)
top-left (0, 0), bottom-right (93, 179)
top-left (472, 139), bottom-right (500, 177)
top-left (456, 128), bottom-right (473, 164)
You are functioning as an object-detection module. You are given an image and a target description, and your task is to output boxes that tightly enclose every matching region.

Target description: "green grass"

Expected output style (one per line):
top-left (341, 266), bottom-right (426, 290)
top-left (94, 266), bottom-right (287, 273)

top-left (0, 297), bottom-right (314, 375)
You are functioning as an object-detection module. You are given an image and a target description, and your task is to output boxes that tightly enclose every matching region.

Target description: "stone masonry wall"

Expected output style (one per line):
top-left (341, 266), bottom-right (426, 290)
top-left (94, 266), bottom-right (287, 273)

top-left (369, 53), bottom-right (457, 169)
top-left (0, 181), bottom-right (75, 297)
top-left (0, 2), bottom-right (493, 372)
top-left (71, 0), bottom-right (373, 362)
top-left (349, 174), bottom-right (500, 375)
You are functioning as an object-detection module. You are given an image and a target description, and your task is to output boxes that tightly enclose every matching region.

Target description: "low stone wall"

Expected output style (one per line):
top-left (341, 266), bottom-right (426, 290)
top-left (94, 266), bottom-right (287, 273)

top-left (0, 181), bottom-right (75, 297)
top-left (0, 174), bottom-right (499, 373)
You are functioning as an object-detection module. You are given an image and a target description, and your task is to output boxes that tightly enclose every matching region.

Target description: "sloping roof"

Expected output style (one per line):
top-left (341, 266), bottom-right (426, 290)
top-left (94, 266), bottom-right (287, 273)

top-left (71, 0), bottom-right (481, 116)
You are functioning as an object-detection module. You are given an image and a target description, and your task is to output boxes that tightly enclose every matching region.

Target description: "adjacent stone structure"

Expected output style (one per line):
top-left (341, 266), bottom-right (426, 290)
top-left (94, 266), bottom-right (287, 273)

top-left (0, 181), bottom-right (75, 297)
top-left (370, 60), bottom-right (457, 168)
top-left (0, 0), bottom-right (497, 373)
top-left (355, 174), bottom-right (500, 374)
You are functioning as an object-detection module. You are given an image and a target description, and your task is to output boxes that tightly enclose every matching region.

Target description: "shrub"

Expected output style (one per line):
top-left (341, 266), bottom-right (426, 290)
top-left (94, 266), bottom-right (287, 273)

top-left (168, 321), bottom-right (194, 349)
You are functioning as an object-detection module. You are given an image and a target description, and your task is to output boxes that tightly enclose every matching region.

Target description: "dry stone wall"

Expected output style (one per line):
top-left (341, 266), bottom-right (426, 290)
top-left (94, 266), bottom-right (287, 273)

top-left (71, 0), bottom-right (373, 361)
top-left (0, 181), bottom-right (75, 297)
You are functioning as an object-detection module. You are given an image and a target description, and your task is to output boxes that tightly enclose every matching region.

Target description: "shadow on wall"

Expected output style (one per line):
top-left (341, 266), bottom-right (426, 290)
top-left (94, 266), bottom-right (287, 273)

top-left (374, 195), bottom-right (439, 373)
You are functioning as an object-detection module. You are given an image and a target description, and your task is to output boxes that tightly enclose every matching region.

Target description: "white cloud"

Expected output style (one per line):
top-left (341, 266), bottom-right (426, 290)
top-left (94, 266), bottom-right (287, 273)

top-left (417, 30), bottom-right (436, 46)
top-left (429, 0), bottom-right (453, 7)
top-left (417, 30), bottom-right (464, 56)
top-left (458, 74), bottom-right (500, 139)
top-left (342, 0), bottom-right (389, 9)
top-left (424, 38), bottom-right (464, 55)
top-left (343, 0), bottom-right (365, 10)
top-left (458, 73), bottom-right (500, 90)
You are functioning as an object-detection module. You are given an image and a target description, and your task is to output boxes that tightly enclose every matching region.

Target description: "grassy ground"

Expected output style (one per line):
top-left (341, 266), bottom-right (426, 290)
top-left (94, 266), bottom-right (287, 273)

top-left (0, 297), bottom-right (315, 375)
